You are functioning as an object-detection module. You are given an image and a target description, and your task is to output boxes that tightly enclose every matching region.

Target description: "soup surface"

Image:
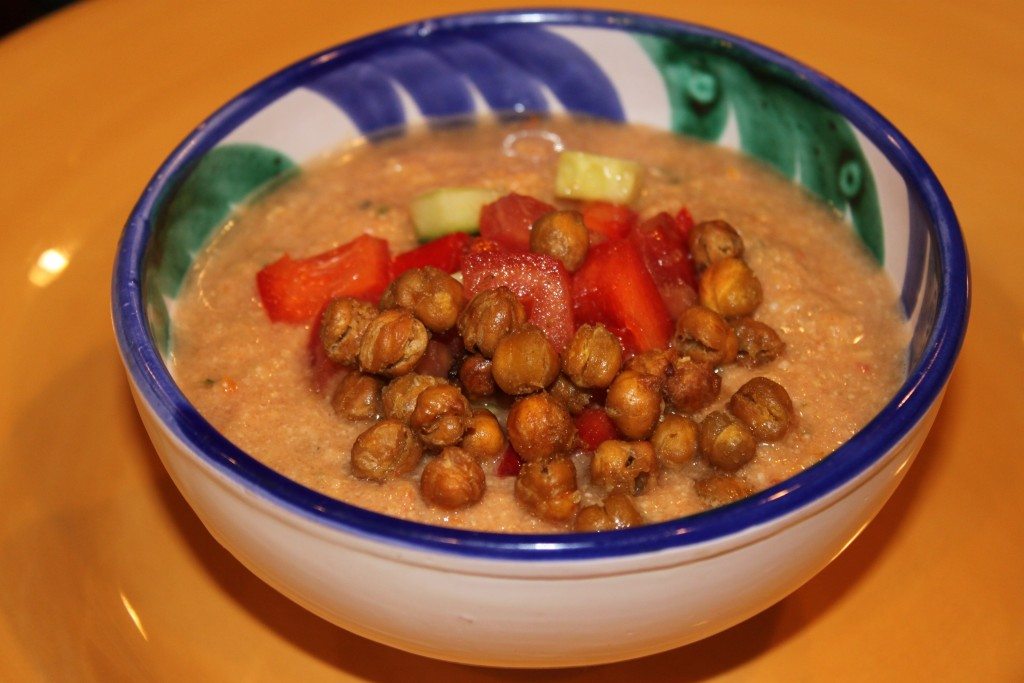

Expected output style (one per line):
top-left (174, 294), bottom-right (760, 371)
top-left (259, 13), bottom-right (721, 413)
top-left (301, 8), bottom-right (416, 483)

top-left (171, 118), bottom-right (907, 533)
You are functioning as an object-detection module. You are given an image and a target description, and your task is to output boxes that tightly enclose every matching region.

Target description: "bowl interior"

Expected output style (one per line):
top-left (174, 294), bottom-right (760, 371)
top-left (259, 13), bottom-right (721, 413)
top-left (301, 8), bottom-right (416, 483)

top-left (117, 10), bottom-right (965, 558)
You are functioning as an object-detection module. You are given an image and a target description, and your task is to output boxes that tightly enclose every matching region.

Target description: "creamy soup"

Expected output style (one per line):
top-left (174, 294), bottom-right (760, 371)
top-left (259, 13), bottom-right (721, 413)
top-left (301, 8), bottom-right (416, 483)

top-left (171, 118), bottom-right (907, 533)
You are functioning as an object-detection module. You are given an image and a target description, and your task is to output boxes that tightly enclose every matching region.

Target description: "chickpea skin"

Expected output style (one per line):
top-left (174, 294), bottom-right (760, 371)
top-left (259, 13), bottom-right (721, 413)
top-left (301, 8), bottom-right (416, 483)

top-left (380, 266), bottom-right (465, 333)
top-left (651, 413), bottom-right (699, 466)
top-left (420, 447), bottom-right (486, 509)
top-left (591, 440), bottom-right (658, 495)
top-left (320, 297), bottom-right (377, 366)
top-left (330, 372), bottom-right (384, 421)
top-left (506, 392), bottom-right (575, 462)
top-left (491, 325), bottom-right (560, 395)
top-left (699, 256), bottom-right (763, 318)
top-left (515, 457), bottom-right (580, 523)
top-left (575, 492), bottom-right (644, 532)
top-left (459, 287), bottom-right (527, 358)
top-left (458, 354), bottom-right (496, 400)
top-left (688, 219), bottom-right (745, 272)
top-left (733, 317), bottom-right (785, 368)
top-left (562, 323), bottom-right (623, 389)
top-left (728, 377), bottom-right (795, 442)
top-left (461, 409), bottom-right (507, 462)
top-left (663, 357), bottom-right (720, 414)
top-left (351, 419), bottom-right (423, 482)
top-left (358, 308), bottom-right (429, 377)
top-left (529, 209), bottom-right (589, 271)
top-left (605, 370), bottom-right (663, 440)
top-left (625, 348), bottom-right (677, 379)
top-left (381, 373), bottom-right (445, 423)
top-left (672, 305), bottom-right (738, 366)
top-left (699, 411), bottom-right (757, 472)
top-left (409, 384), bottom-right (471, 447)
top-left (548, 374), bottom-right (592, 416)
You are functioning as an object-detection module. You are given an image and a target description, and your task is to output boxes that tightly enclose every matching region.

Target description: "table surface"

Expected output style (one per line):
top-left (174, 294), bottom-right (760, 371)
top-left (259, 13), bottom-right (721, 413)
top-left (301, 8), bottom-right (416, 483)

top-left (1, 1), bottom-right (1021, 680)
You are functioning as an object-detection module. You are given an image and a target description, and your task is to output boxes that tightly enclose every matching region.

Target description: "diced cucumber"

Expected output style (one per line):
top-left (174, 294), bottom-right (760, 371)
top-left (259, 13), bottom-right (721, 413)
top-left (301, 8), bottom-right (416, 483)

top-left (555, 150), bottom-right (643, 204)
top-left (410, 187), bottom-right (499, 240)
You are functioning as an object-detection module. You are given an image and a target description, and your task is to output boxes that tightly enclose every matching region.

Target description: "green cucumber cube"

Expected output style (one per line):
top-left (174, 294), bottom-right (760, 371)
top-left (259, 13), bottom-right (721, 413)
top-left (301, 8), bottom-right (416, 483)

top-left (555, 151), bottom-right (642, 204)
top-left (410, 187), bottom-right (499, 240)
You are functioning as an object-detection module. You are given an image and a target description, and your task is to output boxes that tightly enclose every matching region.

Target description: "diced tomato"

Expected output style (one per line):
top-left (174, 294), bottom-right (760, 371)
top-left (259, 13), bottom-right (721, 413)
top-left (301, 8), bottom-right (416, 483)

top-left (307, 311), bottom-right (347, 394)
top-left (479, 193), bottom-right (555, 251)
top-left (629, 212), bottom-right (697, 320)
top-left (581, 201), bottom-right (637, 240)
top-left (675, 206), bottom-right (695, 239)
top-left (574, 407), bottom-right (618, 451)
top-left (572, 239), bottom-right (673, 354)
top-left (496, 445), bottom-right (523, 477)
top-left (392, 232), bottom-right (471, 277)
top-left (461, 240), bottom-right (574, 351)
top-left (256, 234), bottom-right (391, 324)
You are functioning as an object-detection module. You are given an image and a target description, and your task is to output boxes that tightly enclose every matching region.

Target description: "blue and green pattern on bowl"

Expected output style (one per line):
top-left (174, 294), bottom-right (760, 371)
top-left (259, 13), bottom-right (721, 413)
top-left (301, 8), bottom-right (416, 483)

top-left (142, 11), bottom-right (946, 372)
top-left (112, 10), bottom-right (969, 665)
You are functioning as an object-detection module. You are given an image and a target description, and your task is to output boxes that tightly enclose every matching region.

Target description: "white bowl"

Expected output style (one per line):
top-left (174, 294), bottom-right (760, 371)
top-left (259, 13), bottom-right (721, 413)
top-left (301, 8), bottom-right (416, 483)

top-left (112, 9), bottom-right (969, 667)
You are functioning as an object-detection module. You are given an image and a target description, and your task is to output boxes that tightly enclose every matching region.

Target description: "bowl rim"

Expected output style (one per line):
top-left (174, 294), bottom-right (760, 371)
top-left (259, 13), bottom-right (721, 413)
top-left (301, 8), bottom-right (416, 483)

top-left (112, 7), bottom-right (969, 561)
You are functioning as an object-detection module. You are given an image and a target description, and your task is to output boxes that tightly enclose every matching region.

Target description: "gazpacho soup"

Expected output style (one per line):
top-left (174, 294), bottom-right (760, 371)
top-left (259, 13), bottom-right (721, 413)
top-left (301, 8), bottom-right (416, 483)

top-left (170, 117), bottom-right (908, 533)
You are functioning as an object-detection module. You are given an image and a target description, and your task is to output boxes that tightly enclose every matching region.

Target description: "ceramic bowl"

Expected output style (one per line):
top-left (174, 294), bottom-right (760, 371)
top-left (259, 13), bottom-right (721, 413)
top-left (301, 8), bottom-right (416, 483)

top-left (112, 9), bottom-right (969, 667)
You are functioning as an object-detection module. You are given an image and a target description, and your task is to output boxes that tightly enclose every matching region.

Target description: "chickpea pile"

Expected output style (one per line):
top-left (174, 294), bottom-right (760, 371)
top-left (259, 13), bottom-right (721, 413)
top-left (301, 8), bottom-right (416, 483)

top-left (320, 215), bottom-right (796, 531)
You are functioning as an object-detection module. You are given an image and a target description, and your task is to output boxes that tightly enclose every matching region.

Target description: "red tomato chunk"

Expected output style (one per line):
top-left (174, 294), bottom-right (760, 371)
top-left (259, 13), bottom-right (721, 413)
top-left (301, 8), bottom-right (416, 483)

top-left (392, 232), bottom-right (471, 278)
top-left (461, 240), bottom-right (574, 351)
top-left (256, 234), bottom-right (391, 323)
top-left (572, 238), bottom-right (673, 354)
top-left (479, 193), bottom-right (555, 252)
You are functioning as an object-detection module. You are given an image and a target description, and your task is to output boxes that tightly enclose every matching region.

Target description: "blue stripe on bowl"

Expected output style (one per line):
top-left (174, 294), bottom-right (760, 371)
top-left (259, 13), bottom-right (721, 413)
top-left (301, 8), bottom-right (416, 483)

top-left (427, 36), bottom-right (550, 114)
top-left (113, 9), bottom-right (969, 561)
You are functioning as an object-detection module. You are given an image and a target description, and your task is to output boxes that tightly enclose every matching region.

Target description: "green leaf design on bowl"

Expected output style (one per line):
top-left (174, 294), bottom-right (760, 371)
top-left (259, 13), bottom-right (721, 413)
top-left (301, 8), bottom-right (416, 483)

top-left (638, 34), bottom-right (884, 263)
top-left (144, 143), bottom-right (297, 353)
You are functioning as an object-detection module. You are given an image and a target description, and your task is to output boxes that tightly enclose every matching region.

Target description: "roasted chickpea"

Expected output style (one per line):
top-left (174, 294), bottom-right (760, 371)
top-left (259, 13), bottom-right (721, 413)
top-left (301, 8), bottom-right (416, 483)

top-left (728, 377), bottom-right (795, 442)
top-left (699, 257), bottom-right (763, 318)
top-left (694, 474), bottom-right (753, 508)
top-left (461, 409), bottom-right (507, 462)
top-left (591, 440), bottom-right (658, 495)
top-left (651, 413), bottom-right (699, 466)
top-left (663, 357), bottom-right (720, 414)
top-left (515, 457), bottom-right (580, 522)
top-left (625, 348), bottom-right (676, 379)
top-left (458, 354), bottom-right (496, 399)
top-left (562, 323), bottom-right (622, 389)
top-left (413, 338), bottom-right (457, 379)
top-left (330, 372), bottom-right (383, 421)
top-left (529, 209), bottom-right (589, 271)
top-left (420, 447), bottom-right (486, 509)
top-left (604, 370), bottom-right (663, 440)
top-left (699, 411), bottom-right (756, 472)
top-left (671, 305), bottom-right (738, 366)
top-left (381, 373), bottom-right (445, 423)
top-left (574, 492), bottom-right (644, 532)
top-left (506, 392), bottom-right (575, 462)
top-left (549, 374), bottom-right (592, 415)
top-left (409, 384), bottom-right (471, 447)
top-left (358, 309), bottom-right (429, 377)
top-left (319, 297), bottom-right (377, 366)
top-left (380, 266), bottom-right (465, 333)
top-left (689, 219), bottom-right (744, 272)
top-left (491, 325), bottom-right (560, 395)
top-left (350, 419), bottom-right (423, 482)
top-left (733, 317), bottom-right (785, 368)
top-left (459, 287), bottom-right (527, 357)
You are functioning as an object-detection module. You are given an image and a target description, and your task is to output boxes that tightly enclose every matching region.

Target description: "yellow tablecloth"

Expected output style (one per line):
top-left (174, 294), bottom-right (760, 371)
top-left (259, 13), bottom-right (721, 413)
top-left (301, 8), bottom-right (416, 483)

top-left (1, 1), bottom-right (1020, 679)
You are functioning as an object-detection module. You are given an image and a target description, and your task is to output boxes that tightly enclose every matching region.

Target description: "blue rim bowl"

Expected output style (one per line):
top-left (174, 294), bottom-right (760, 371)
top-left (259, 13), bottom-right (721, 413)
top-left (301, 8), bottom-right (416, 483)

top-left (112, 8), bottom-right (969, 561)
